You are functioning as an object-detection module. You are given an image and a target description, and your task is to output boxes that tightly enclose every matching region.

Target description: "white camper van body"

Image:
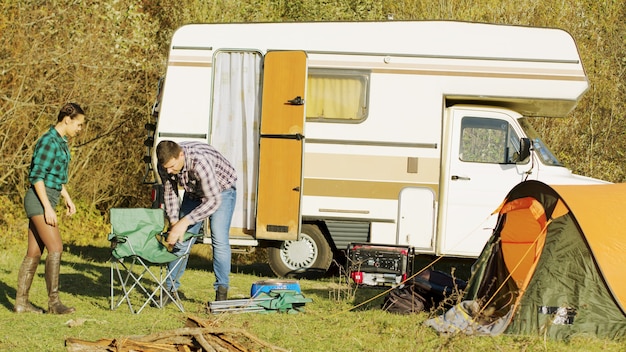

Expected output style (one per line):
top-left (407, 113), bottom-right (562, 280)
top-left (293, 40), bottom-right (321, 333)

top-left (147, 21), bottom-right (604, 282)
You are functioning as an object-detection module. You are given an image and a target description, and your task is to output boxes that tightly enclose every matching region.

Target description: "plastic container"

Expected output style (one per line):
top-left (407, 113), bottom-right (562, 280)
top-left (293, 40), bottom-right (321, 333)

top-left (250, 279), bottom-right (301, 297)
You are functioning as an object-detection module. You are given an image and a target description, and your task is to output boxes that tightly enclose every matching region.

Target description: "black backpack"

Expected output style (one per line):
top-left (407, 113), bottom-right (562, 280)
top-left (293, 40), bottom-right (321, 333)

top-left (382, 269), bottom-right (467, 314)
top-left (382, 281), bottom-right (431, 314)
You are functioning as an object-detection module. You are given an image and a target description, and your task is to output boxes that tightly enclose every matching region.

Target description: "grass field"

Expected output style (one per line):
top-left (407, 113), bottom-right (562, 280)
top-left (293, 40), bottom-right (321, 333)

top-left (0, 242), bottom-right (623, 351)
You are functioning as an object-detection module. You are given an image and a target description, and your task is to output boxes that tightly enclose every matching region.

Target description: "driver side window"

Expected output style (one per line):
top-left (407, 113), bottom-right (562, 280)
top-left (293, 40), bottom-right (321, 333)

top-left (459, 116), bottom-right (520, 164)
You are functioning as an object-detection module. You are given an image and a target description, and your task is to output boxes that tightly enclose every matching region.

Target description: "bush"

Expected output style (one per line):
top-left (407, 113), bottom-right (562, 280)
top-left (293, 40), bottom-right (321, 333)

top-left (0, 196), bottom-right (109, 249)
top-left (0, 194), bottom-right (29, 247)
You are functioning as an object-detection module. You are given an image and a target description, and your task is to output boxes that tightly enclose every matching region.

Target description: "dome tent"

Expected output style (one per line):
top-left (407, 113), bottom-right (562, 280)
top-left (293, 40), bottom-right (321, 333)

top-left (426, 180), bottom-right (626, 340)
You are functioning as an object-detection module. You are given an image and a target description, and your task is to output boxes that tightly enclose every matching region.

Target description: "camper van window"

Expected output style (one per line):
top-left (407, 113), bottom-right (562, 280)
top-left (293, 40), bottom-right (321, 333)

top-left (459, 116), bottom-right (520, 164)
top-left (507, 127), bottom-right (522, 163)
top-left (518, 118), bottom-right (563, 166)
top-left (306, 69), bottom-right (369, 123)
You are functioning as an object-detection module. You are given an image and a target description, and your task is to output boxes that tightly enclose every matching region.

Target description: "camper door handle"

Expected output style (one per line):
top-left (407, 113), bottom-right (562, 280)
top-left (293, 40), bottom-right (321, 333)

top-left (451, 175), bottom-right (471, 181)
top-left (260, 133), bottom-right (305, 140)
top-left (286, 96), bottom-right (304, 105)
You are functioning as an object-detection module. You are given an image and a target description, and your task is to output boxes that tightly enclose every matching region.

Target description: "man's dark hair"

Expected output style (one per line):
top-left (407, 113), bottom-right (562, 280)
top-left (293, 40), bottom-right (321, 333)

top-left (156, 140), bottom-right (182, 165)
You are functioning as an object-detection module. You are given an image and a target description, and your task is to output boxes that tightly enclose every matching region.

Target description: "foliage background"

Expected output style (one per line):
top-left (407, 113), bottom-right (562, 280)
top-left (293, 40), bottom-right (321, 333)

top-left (0, 0), bottom-right (624, 244)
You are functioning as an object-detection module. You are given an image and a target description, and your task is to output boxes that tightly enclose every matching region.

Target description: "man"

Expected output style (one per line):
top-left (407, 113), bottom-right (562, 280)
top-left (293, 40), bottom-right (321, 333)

top-left (156, 140), bottom-right (237, 301)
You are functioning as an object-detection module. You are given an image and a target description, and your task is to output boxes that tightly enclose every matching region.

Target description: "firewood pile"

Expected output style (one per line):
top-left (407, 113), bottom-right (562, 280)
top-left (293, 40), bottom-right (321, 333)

top-left (65, 316), bottom-right (289, 352)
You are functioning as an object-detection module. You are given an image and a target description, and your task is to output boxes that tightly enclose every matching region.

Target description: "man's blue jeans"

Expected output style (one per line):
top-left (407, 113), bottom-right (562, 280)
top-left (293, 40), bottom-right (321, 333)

top-left (167, 187), bottom-right (236, 292)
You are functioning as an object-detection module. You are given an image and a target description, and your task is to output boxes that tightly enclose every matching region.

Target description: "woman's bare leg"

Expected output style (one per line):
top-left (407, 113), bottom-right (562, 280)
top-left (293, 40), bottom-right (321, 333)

top-left (28, 215), bottom-right (74, 314)
top-left (28, 215), bottom-right (63, 255)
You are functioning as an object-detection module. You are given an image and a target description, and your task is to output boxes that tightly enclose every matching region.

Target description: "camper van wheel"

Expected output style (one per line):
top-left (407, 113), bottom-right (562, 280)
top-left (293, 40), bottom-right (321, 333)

top-left (268, 224), bottom-right (333, 279)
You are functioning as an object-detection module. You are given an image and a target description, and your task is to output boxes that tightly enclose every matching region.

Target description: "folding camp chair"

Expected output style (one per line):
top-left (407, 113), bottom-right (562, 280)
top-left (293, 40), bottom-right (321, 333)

top-left (108, 208), bottom-right (202, 314)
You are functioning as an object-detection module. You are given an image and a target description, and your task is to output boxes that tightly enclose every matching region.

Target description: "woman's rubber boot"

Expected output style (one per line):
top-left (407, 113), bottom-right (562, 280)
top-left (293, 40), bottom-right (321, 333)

top-left (45, 252), bottom-right (75, 314)
top-left (13, 256), bottom-right (43, 314)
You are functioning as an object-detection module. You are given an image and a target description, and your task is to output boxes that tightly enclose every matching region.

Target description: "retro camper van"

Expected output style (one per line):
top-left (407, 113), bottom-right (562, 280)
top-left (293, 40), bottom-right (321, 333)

top-left (144, 21), bottom-right (605, 285)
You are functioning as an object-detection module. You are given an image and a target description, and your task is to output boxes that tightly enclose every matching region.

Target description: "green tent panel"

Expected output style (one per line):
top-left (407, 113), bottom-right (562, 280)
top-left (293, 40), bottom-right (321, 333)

top-left (507, 213), bottom-right (626, 339)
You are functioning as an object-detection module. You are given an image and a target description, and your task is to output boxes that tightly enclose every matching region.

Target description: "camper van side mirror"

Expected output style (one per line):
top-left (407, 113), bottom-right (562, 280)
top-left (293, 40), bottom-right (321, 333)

top-left (518, 138), bottom-right (531, 162)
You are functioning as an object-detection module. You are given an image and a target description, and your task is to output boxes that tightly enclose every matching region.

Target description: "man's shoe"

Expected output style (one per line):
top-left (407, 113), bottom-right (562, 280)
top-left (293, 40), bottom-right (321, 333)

top-left (215, 286), bottom-right (228, 301)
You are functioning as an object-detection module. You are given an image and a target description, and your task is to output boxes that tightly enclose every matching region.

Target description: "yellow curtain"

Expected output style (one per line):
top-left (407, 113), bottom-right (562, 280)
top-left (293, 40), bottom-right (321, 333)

top-left (306, 74), bottom-right (365, 120)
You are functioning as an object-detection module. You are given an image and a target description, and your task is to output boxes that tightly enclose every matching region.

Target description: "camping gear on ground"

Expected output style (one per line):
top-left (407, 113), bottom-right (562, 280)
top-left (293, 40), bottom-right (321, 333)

top-left (108, 208), bottom-right (203, 314)
top-left (382, 281), bottom-right (429, 314)
top-left (347, 243), bottom-right (415, 286)
top-left (425, 180), bottom-right (626, 340)
top-left (382, 269), bottom-right (467, 314)
top-left (251, 279), bottom-right (301, 297)
top-left (208, 288), bottom-right (312, 314)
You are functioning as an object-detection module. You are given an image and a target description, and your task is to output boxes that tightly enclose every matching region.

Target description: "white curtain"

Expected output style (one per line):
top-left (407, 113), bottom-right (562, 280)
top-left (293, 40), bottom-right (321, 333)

top-left (210, 51), bottom-right (262, 230)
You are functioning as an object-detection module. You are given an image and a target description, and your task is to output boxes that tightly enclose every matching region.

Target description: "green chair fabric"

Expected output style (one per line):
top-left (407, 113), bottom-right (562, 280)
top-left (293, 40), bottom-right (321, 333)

top-left (109, 208), bottom-right (197, 263)
top-left (108, 208), bottom-right (202, 314)
top-left (109, 208), bottom-right (177, 263)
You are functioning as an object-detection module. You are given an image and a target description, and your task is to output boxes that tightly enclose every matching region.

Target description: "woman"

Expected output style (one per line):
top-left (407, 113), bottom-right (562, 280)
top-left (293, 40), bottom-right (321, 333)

top-left (14, 102), bottom-right (85, 314)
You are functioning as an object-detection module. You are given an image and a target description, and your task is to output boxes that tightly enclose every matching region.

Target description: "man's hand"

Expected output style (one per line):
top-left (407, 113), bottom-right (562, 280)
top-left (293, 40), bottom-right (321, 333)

top-left (166, 227), bottom-right (184, 246)
top-left (166, 230), bottom-right (183, 246)
top-left (167, 217), bottom-right (192, 246)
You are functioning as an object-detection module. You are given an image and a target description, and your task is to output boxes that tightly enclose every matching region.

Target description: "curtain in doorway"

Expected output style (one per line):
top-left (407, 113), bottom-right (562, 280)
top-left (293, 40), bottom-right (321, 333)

top-left (211, 51), bottom-right (262, 230)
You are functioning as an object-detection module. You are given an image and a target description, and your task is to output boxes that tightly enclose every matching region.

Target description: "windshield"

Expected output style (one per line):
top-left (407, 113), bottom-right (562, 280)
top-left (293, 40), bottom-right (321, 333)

top-left (518, 118), bottom-right (563, 166)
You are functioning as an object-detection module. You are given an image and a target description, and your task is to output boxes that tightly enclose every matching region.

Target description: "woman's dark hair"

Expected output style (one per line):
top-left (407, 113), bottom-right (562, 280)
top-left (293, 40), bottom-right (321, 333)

top-left (57, 103), bottom-right (85, 122)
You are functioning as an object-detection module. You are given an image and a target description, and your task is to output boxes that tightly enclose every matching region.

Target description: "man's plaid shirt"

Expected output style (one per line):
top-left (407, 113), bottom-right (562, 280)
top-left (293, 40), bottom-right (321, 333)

top-left (159, 142), bottom-right (237, 224)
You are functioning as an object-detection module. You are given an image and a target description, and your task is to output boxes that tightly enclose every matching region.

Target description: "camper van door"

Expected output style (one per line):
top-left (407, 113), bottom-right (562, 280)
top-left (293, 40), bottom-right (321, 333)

top-left (255, 50), bottom-right (307, 241)
top-left (440, 107), bottom-right (528, 257)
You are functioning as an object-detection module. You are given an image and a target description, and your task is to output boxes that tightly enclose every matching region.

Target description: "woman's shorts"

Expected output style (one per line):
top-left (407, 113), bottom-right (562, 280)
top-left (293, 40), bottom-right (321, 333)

top-left (24, 186), bottom-right (60, 218)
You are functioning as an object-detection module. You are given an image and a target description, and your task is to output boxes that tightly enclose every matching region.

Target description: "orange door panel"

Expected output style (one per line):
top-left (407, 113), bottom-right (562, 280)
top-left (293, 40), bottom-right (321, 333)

top-left (255, 51), bottom-right (307, 240)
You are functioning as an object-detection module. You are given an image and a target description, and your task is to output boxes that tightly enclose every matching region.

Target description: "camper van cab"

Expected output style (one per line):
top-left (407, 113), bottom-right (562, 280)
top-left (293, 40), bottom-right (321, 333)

top-left (145, 21), bottom-right (606, 285)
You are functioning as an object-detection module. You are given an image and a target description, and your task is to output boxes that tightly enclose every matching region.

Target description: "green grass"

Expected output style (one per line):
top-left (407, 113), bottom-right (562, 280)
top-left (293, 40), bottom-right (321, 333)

top-left (0, 243), bottom-right (623, 352)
